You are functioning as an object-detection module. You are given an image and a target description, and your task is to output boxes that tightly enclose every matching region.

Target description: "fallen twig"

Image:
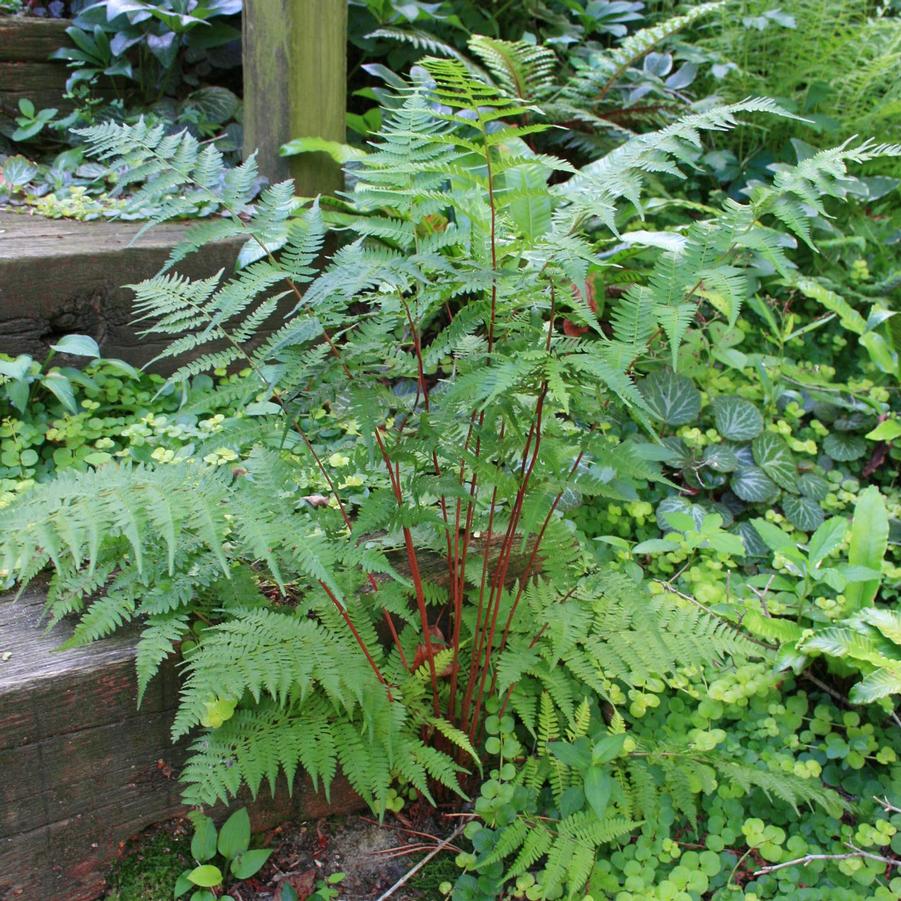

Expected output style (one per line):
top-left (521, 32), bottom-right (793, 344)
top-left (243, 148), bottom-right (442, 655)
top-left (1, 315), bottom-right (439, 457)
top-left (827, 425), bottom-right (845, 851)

top-left (875, 795), bottom-right (901, 815)
top-left (752, 843), bottom-right (900, 876)
top-left (375, 822), bottom-right (467, 901)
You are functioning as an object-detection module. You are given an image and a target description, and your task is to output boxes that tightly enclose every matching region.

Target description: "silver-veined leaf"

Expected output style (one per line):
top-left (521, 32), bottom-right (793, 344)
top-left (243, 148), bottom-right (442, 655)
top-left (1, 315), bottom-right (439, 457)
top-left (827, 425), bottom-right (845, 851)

top-left (712, 396), bottom-right (763, 441)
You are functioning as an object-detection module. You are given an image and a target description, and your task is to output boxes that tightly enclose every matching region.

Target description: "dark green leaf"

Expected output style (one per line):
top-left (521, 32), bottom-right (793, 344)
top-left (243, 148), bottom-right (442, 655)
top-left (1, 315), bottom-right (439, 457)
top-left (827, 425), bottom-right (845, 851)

top-left (752, 433), bottom-right (797, 492)
top-left (640, 369), bottom-right (701, 426)
top-left (701, 444), bottom-right (740, 472)
top-left (735, 521), bottom-right (769, 557)
top-left (712, 396), bottom-right (763, 441)
top-left (547, 738), bottom-right (591, 770)
top-left (174, 869), bottom-right (195, 899)
top-left (798, 472), bottom-right (829, 501)
top-left (782, 495), bottom-right (825, 532)
top-left (823, 432), bottom-right (866, 462)
top-left (592, 734), bottom-right (627, 764)
top-left (730, 467), bottom-right (779, 503)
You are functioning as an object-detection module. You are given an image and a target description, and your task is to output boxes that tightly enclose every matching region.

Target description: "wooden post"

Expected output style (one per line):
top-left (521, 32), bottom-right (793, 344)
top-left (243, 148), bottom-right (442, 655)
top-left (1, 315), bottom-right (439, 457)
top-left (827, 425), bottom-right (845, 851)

top-left (242, 0), bottom-right (347, 196)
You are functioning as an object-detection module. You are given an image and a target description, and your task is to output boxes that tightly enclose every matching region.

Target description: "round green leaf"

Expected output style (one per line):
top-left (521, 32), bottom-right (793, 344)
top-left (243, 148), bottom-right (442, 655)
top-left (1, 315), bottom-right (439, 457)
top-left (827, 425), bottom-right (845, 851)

top-left (19, 449), bottom-right (39, 468)
top-left (823, 432), bottom-right (867, 462)
top-left (639, 368), bottom-right (701, 426)
top-left (730, 467), bottom-right (779, 503)
top-left (186, 865), bottom-right (223, 888)
top-left (701, 444), bottom-right (740, 472)
top-left (712, 396), bottom-right (763, 441)
top-left (752, 433), bottom-right (798, 492)
top-left (782, 495), bottom-right (825, 532)
top-left (656, 495), bottom-right (704, 531)
top-left (798, 472), bottom-right (829, 501)
top-left (201, 696), bottom-right (237, 729)
top-left (230, 848), bottom-right (272, 879)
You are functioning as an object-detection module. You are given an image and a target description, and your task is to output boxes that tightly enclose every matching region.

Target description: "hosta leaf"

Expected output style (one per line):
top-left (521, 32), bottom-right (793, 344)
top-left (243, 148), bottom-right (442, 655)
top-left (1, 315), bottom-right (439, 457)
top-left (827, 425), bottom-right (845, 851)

top-left (731, 467), bottom-right (779, 503)
top-left (701, 444), bottom-right (740, 472)
top-left (798, 472), bottom-right (829, 501)
top-left (230, 849), bottom-right (272, 879)
top-left (187, 865), bottom-right (222, 888)
top-left (845, 486), bottom-right (888, 611)
top-left (806, 517), bottom-right (848, 568)
top-left (849, 667), bottom-right (901, 703)
top-left (217, 808), bottom-right (250, 859)
top-left (752, 433), bottom-right (798, 493)
top-left (189, 812), bottom-right (217, 863)
top-left (640, 369), bottom-right (701, 426)
top-left (782, 495), bottom-right (824, 532)
top-left (712, 396), bottom-right (763, 441)
top-left (823, 432), bottom-right (867, 462)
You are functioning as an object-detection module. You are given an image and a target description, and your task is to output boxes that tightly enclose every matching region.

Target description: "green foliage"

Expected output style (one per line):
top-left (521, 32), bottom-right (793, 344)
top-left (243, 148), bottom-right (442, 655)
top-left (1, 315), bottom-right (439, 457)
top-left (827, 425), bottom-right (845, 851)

top-left (53, 1), bottom-right (242, 104)
top-left (174, 807), bottom-right (270, 901)
top-left (5, 40), bottom-right (901, 901)
top-left (0, 345), bottom-right (255, 515)
top-left (696, 0), bottom-right (901, 167)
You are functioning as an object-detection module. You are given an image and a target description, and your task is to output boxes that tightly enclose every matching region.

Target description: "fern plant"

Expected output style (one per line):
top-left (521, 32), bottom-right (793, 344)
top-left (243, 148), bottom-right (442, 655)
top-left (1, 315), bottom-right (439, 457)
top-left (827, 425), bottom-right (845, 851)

top-left (381, 2), bottom-right (728, 160)
top-left (2, 61), bottom-right (897, 890)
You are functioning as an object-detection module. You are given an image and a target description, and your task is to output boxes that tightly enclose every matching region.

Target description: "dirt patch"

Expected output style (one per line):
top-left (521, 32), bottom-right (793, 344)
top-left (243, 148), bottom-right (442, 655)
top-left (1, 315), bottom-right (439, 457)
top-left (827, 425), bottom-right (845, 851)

top-left (105, 805), bottom-right (464, 901)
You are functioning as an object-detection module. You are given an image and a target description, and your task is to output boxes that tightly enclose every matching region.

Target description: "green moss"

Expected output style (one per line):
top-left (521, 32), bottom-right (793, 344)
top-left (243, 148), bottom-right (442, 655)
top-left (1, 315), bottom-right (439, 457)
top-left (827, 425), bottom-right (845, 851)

top-left (104, 828), bottom-right (190, 901)
top-left (409, 852), bottom-right (458, 897)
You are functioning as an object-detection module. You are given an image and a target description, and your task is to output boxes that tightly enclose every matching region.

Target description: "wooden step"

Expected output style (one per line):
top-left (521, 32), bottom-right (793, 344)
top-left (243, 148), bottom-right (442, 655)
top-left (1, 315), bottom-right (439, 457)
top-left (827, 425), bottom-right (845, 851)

top-left (0, 17), bottom-right (72, 116)
top-left (0, 586), bottom-right (362, 901)
top-left (0, 210), bottom-right (242, 368)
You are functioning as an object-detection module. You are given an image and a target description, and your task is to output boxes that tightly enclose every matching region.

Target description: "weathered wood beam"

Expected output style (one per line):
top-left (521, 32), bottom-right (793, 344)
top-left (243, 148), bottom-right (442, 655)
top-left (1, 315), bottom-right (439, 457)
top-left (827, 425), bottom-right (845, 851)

top-left (242, 0), bottom-right (348, 196)
top-left (0, 211), bottom-right (243, 368)
top-left (0, 585), bottom-right (363, 901)
top-left (0, 18), bottom-right (71, 115)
